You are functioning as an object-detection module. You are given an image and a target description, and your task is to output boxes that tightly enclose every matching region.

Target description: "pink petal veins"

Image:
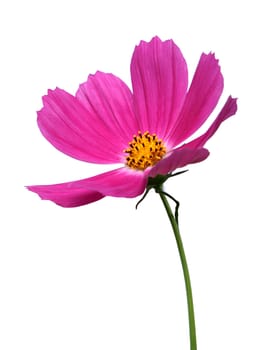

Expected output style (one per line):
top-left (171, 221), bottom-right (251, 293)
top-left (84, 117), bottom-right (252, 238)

top-left (38, 88), bottom-right (125, 164)
top-left (168, 53), bottom-right (224, 147)
top-left (131, 36), bottom-right (188, 140)
top-left (27, 168), bottom-right (148, 207)
top-left (76, 72), bottom-right (139, 150)
top-left (38, 72), bottom-right (140, 165)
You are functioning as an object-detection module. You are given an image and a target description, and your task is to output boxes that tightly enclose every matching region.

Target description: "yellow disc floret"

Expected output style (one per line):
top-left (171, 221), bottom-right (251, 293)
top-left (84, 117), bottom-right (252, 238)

top-left (124, 131), bottom-right (167, 171)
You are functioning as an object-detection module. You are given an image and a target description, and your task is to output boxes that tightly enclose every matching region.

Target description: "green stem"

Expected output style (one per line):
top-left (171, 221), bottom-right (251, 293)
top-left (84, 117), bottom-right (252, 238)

top-left (159, 191), bottom-right (197, 350)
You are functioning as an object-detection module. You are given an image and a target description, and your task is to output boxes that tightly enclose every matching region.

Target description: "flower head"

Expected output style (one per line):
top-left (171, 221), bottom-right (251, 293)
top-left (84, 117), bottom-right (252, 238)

top-left (27, 36), bottom-right (237, 207)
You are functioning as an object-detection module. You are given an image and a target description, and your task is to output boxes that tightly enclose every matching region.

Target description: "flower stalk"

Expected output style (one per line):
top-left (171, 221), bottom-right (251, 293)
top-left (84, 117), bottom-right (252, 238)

top-left (159, 189), bottom-right (197, 350)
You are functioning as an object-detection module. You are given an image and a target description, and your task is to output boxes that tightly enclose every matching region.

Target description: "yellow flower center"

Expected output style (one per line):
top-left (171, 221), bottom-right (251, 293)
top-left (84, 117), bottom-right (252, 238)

top-left (124, 131), bottom-right (167, 170)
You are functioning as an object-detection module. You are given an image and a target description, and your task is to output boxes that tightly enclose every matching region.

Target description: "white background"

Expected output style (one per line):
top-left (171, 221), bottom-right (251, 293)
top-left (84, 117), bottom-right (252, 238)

top-left (0, 0), bottom-right (264, 349)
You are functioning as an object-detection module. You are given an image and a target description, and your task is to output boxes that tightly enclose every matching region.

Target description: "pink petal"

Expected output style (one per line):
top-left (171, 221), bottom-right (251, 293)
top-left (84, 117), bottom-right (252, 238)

top-left (76, 72), bottom-right (140, 151)
top-left (38, 74), bottom-right (137, 165)
top-left (27, 168), bottom-right (148, 207)
top-left (181, 96), bottom-right (238, 149)
top-left (149, 148), bottom-right (209, 177)
top-left (38, 89), bottom-right (120, 164)
top-left (168, 53), bottom-right (224, 147)
top-left (27, 182), bottom-right (104, 208)
top-left (130, 36), bottom-right (188, 139)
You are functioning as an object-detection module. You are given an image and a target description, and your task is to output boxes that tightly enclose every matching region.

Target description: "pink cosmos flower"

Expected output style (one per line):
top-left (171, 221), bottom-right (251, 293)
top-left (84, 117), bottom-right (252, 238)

top-left (27, 36), bottom-right (237, 207)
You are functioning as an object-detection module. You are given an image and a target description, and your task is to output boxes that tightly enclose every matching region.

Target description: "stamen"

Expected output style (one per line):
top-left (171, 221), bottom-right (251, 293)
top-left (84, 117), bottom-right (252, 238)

top-left (124, 131), bottom-right (167, 171)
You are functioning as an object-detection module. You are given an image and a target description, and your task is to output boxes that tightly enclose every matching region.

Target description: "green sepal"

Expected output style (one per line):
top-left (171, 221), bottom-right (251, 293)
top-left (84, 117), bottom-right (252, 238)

top-left (147, 169), bottom-right (188, 192)
top-left (135, 169), bottom-right (188, 210)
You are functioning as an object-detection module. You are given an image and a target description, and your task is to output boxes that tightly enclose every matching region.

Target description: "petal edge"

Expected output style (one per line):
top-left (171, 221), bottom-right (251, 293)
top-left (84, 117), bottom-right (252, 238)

top-left (149, 148), bottom-right (209, 176)
top-left (168, 53), bottom-right (224, 146)
top-left (181, 96), bottom-right (238, 149)
top-left (27, 167), bottom-right (148, 207)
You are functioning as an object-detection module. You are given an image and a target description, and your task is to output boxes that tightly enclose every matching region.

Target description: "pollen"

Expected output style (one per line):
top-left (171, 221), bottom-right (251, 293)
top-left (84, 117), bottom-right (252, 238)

top-left (124, 131), bottom-right (167, 170)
